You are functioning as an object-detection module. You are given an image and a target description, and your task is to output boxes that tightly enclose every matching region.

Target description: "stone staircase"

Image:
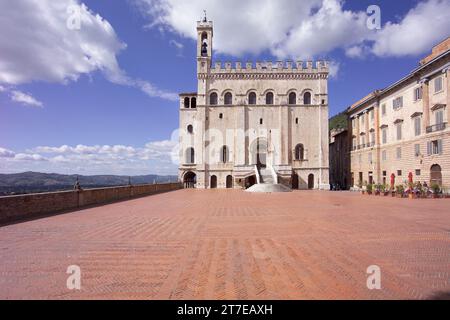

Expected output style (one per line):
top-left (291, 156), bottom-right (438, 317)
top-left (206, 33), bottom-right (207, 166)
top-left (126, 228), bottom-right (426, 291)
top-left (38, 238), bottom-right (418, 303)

top-left (246, 165), bottom-right (292, 193)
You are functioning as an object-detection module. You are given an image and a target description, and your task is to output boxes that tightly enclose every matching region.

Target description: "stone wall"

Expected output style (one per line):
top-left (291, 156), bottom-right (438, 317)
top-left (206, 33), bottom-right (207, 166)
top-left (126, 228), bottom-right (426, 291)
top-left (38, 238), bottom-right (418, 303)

top-left (0, 183), bottom-right (181, 224)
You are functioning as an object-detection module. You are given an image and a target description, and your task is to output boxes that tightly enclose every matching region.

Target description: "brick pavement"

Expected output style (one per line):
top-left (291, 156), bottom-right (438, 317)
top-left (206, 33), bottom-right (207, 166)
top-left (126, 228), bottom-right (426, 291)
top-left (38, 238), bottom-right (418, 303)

top-left (0, 190), bottom-right (449, 300)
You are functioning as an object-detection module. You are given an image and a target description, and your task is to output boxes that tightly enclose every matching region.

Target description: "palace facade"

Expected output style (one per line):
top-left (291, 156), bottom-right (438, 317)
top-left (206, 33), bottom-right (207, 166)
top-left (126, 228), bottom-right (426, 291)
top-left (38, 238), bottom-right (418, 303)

top-left (348, 38), bottom-right (450, 189)
top-left (179, 19), bottom-right (330, 189)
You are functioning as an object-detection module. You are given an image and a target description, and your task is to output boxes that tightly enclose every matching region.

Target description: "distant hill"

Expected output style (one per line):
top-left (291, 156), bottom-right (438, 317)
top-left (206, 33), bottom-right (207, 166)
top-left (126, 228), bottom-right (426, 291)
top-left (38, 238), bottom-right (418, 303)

top-left (0, 172), bottom-right (178, 196)
top-left (329, 112), bottom-right (348, 131)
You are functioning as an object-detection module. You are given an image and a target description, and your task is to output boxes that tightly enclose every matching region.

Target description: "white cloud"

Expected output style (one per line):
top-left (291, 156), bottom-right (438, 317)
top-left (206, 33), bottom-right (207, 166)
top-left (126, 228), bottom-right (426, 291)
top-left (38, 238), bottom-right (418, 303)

top-left (371, 0), bottom-right (450, 57)
top-left (0, 85), bottom-right (6, 92)
top-left (1, 136), bottom-right (180, 175)
top-left (0, 148), bottom-right (15, 158)
top-left (0, 0), bottom-right (176, 101)
top-left (134, 0), bottom-right (450, 60)
top-left (10, 90), bottom-right (43, 107)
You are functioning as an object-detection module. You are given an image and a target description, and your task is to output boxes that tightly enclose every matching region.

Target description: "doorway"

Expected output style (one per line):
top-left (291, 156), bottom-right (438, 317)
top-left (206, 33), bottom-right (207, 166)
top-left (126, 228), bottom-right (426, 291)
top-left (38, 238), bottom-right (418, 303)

top-left (226, 175), bottom-right (233, 189)
top-left (210, 175), bottom-right (217, 189)
top-left (308, 174), bottom-right (314, 189)
top-left (430, 164), bottom-right (442, 186)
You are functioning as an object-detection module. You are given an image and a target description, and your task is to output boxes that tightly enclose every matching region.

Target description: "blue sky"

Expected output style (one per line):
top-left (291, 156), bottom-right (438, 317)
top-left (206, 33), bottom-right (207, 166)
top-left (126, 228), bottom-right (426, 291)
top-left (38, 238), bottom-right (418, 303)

top-left (0, 0), bottom-right (449, 175)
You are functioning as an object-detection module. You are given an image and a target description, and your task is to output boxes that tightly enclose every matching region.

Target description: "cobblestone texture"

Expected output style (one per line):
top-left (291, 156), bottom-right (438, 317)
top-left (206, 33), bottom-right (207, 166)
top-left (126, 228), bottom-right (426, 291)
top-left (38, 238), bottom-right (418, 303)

top-left (0, 190), bottom-right (449, 300)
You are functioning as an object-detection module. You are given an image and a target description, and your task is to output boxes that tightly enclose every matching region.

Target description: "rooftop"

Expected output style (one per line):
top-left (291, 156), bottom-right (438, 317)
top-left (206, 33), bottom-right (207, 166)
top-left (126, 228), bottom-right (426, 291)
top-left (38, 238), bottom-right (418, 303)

top-left (1, 189), bottom-right (449, 299)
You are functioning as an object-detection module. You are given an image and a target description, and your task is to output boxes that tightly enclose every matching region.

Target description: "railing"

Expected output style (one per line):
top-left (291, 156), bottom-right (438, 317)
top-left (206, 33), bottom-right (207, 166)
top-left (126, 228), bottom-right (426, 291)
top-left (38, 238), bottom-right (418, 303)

top-left (254, 165), bottom-right (261, 184)
top-left (268, 164), bottom-right (279, 184)
top-left (426, 123), bottom-right (447, 133)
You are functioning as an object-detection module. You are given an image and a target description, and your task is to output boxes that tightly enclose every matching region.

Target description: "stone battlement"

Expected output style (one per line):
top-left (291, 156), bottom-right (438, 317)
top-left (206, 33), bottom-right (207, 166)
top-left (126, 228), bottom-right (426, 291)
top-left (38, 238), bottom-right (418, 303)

top-left (210, 60), bottom-right (329, 74)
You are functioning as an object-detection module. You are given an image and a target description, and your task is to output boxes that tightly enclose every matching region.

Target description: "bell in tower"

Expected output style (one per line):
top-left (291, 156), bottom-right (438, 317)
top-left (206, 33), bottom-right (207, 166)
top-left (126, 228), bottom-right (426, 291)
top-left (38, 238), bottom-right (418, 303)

top-left (201, 39), bottom-right (208, 57)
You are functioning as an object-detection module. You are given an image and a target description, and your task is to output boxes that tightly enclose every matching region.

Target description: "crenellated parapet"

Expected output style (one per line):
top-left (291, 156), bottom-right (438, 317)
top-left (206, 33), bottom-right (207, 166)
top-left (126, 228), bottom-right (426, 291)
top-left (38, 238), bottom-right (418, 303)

top-left (200, 60), bottom-right (329, 80)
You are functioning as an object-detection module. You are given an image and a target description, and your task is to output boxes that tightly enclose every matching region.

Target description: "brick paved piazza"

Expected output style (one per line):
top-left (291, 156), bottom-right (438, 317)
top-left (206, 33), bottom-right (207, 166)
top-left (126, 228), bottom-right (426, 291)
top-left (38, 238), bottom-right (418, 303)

top-left (0, 190), bottom-right (449, 300)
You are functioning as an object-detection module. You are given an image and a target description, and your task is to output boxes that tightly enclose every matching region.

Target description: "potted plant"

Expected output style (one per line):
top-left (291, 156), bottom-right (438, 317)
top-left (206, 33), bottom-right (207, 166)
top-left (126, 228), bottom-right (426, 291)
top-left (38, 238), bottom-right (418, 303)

top-left (381, 184), bottom-right (389, 196)
top-left (359, 181), bottom-right (365, 194)
top-left (395, 185), bottom-right (405, 198)
top-left (415, 182), bottom-right (424, 199)
top-left (374, 184), bottom-right (381, 196)
top-left (366, 183), bottom-right (373, 195)
top-left (407, 182), bottom-right (416, 199)
top-left (431, 184), bottom-right (441, 199)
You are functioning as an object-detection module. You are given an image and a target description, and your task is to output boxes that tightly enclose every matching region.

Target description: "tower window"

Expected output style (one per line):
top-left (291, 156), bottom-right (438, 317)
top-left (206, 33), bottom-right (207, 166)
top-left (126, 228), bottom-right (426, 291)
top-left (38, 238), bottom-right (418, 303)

top-left (191, 97), bottom-right (197, 108)
top-left (303, 92), bottom-right (312, 105)
top-left (295, 118), bottom-right (299, 124)
top-left (209, 92), bottom-right (218, 105)
top-left (260, 118), bottom-right (263, 125)
top-left (201, 32), bottom-right (208, 57)
top-left (184, 97), bottom-right (190, 108)
top-left (248, 92), bottom-right (256, 105)
top-left (266, 92), bottom-right (274, 105)
top-left (295, 144), bottom-right (305, 160)
top-left (289, 92), bottom-right (296, 105)
top-left (224, 92), bottom-right (233, 105)
top-left (221, 146), bottom-right (229, 163)
top-left (187, 125), bottom-right (193, 134)
top-left (219, 113), bottom-right (223, 119)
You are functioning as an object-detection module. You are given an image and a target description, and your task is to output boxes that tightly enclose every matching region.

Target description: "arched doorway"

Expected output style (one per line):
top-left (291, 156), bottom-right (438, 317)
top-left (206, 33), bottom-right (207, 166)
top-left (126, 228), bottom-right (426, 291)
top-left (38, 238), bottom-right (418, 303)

top-left (183, 171), bottom-right (196, 189)
top-left (210, 175), bottom-right (217, 189)
top-left (292, 173), bottom-right (299, 189)
top-left (226, 175), bottom-right (233, 189)
top-left (308, 174), bottom-right (314, 190)
top-left (250, 138), bottom-right (268, 168)
top-left (430, 164), bottom-right (442, 186)
top-left (246, 175), bottom-right (256, 189)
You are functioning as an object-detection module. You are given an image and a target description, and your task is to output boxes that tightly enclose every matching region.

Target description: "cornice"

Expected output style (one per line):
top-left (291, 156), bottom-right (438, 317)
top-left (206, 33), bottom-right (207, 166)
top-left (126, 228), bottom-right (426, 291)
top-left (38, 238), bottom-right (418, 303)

top-left (198, 73), bottom-right (328, 80)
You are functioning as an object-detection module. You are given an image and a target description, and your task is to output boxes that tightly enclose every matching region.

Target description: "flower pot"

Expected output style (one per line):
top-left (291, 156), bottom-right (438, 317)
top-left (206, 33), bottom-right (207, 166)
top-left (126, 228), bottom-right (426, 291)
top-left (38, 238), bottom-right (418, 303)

top-left (408, 193), bottom-right (416, 200)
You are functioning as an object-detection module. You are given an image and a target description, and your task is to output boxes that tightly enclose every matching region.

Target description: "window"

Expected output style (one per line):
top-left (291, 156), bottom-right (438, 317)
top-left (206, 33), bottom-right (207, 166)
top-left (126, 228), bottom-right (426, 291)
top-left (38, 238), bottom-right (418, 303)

top-left (295, 144), bottom-right (305, 161)
top-left (414, 117), bottom-right (421, 136)
top-left (260, 118), bottom-right (263, 125)
top-left (382, 128), bottom-right (387, 144)
top-left (266, 92), bottom-right (274, 105)
top-left (414, 144), bottom-right (420, 157)
top-left (397, 170), bottom-right (402, 176)
top-left (396, 147), bottom-right (402, 159)
top-left (370, 132), bottom-right (375, 145)
top-left (219, 113), bottom-right (223, 119)
top-left (186, 148), bottom-right (195, 164)
top-left (435, 76), bottom-right (443, 93)
top-left (382, 150), bottom-right (387, 161)
top-left (370, 109), bottom-right (374, 120)
top-left (396, 123), bottom-right (402, 140)
top-left (303, 92), bottom-right (311, 105)
top-left (191, 97), bottom-right (197, 108)
top-left (295, 118), bottom-right (299, 124)
top-left (209, 92), bottom-right (218, 105)
top-left (248, 92), bottom-right (256, 105)
top-left (393, 97), bottom-right (403, 110)
top-left (415, 169), bottom-right (421, 176)
top-left (428, 140), bottom-right (443, 155)
top-left (435, 109), bottom-right (444, 125)
top-left (414, 87), bottom-right (423, 101)
top-left (352, 137), bottom-right (357, 149)
top-left (187, 125), bottom-right (193, 134)
top-left (221, 146), bottom-right (229, 163)
top-left (184, 97), bottom-right (190, 108)
top-left (288, 92), bottom-right (297, 105)
top-left (224, 92), bottom-right (233, 105)
top-left (381, 104), bottom-right (386, 116)
top-left (368, 152), bottom-right (373, 164)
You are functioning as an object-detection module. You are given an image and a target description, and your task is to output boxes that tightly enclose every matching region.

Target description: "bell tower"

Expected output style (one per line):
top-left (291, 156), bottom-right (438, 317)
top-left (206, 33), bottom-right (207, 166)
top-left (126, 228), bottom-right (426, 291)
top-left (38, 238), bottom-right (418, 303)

top-left (197, 11), bottom-right (213, 74)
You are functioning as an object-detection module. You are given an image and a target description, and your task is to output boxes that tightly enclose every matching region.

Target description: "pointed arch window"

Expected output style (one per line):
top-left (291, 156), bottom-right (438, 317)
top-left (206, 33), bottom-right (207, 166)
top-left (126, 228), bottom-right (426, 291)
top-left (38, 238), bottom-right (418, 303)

top-left (224, 92), bottom-right (233, 105)
top-left (209, 92), bottom-right (218, 105)
top-left (295, 144), bottom-right (305, 161)
top-left (303, 92), bottom-right (312, 105)
top-left (266, 92), bottom-right (274, 105)
top-left (186, 147), bottom-right (195, 164)
top-left (248, 92), bottom-right (257, 105)
top-left (221, 146), bottom-right (229, 163)
top-left (289, 92), bottom-right (297, 105)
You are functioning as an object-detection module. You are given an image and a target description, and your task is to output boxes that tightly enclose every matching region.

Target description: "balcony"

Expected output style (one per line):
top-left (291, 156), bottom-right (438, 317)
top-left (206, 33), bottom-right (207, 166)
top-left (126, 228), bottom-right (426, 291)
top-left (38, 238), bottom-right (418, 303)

top-left (426, 123), bottom-right (447, 133)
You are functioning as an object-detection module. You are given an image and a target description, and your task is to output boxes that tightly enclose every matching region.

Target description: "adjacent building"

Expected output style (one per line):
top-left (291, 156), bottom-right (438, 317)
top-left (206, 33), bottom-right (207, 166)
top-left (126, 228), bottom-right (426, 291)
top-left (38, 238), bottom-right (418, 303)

top-left (329, 128), bottom-right (350, 190)
top-left (178, 18), bottom-right (330, 189)
top-left (348, 37), bottom-right (450, 189)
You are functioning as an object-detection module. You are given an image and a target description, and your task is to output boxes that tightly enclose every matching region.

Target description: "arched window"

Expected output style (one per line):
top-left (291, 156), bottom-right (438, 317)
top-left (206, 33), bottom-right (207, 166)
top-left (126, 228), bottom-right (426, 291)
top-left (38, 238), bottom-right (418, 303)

top-left (248, 92), bottom-right (256, 105)
top-left (295, 144), bottom-right (304, 161)
top-left (266, 92), bottom-right (274, 105)
top-left (191, 97), bottom-right (197, 108)
top-left (221, 146), bottom-right (229, 163)
top-left (289, 92), bottom-right (297, 105)
top-left (303, 92), bottom-right (312, 105)
top-left (187, 125), bottom-right (193, 134)
top-left (201, 32), bottom-right (208, 57)
top-left (184, 97), bottom-right (190, 108)
top-left (209, 92), bottom-right (218, 105)
top-left (224, 92), bottom-right (233, 105)
top-left (186, 147), bottom-right (195, 164)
